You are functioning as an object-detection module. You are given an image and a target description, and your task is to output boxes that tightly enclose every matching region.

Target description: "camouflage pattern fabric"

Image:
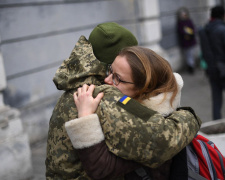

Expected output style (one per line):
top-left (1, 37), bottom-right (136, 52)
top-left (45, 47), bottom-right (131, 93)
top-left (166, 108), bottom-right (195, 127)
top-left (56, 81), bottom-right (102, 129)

top-left (93, 86), bottom-right (201, 168)
top-left (45, 36), bottom-right (202, 179)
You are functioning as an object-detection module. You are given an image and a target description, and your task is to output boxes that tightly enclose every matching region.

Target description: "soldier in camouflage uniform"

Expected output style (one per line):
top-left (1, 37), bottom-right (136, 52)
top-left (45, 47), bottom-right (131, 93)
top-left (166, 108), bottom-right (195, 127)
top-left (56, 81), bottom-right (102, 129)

top-left (65, 46), bottom-right (200, 180)
top-left (45, 23), bottom-right (201, 179)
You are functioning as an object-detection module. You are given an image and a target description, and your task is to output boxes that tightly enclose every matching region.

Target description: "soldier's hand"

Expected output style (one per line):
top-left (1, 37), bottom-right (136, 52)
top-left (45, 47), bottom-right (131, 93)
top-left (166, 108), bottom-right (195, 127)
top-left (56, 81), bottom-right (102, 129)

top-left (74, 84), bottom-right (104, 118)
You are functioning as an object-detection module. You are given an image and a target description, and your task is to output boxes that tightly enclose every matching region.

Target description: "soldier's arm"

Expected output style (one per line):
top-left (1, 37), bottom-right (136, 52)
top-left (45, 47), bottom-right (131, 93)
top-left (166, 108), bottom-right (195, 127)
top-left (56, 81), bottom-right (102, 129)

top-left (98, 84), bottom-right (202, 168)
top-left (104, 104), bottom-right (202, 168)
top-left (67, 85), bottom-right (202, 170)
top-left (93, 86), bottom-right (202, 168)
top-left (65, 107), bottom-right (201, 178)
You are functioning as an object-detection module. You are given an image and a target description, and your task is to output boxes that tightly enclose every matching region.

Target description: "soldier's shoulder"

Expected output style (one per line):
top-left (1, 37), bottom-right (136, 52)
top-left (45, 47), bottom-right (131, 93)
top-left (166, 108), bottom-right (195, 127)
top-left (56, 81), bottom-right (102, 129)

top-left (95, 86), bottom-right (157, 121)
top-left (116, 95), bottom-right (157, 121)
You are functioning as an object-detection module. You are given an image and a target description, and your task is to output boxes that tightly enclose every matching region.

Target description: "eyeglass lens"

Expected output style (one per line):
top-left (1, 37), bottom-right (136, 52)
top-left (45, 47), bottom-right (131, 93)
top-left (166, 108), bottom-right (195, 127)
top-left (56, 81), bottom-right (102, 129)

top-left (108, 65), bottom-right (119, 85)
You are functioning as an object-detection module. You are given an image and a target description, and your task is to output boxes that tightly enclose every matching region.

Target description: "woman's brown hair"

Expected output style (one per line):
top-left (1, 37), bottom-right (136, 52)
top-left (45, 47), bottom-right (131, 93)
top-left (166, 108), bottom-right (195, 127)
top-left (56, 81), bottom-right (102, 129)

top-left (118, 46), bottom-right (178, 106)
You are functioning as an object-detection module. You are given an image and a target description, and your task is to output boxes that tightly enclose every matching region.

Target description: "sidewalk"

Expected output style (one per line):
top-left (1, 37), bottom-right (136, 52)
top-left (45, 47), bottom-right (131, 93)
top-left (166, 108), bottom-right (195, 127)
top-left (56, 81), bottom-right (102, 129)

top-left (30, 69), bottom-right (225, 180)
top-left (180, 69), bottom-right (225, 122)
top-left (31, 139), bottom-right (47, 180)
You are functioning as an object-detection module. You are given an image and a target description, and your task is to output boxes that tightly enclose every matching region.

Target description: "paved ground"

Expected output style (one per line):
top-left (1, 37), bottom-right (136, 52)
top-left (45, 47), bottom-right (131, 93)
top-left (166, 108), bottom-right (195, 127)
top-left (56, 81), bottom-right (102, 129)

top-left (31, 141), bottom-right (47, 180)
top-left (181, 69), bottom-right (225, 122)
top-left (30, 68), bottom-right (225, 180)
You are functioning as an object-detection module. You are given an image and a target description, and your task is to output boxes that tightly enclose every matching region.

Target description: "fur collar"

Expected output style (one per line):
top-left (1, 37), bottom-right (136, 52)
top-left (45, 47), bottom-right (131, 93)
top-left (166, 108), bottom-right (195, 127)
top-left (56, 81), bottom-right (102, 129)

top-left (142, 73), bottom-right (183, 117)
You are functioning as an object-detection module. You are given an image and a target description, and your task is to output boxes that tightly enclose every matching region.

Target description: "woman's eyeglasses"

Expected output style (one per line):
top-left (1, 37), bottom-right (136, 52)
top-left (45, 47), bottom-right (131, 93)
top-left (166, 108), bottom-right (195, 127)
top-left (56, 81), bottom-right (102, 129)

top-left (107, 65), bottom-right (134, 86)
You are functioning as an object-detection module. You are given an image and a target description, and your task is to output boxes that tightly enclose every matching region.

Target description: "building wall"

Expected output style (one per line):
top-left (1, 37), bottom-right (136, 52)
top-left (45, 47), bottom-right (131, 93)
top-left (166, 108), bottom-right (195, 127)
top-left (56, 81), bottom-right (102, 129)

top-left (0, 0), bottom-right (150, 143)
top-left (0, 0), bottom-right (220, 143)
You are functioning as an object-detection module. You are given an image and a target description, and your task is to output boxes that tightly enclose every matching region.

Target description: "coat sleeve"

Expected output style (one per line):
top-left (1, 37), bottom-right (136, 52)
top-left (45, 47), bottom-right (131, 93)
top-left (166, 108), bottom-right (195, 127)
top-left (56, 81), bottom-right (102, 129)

top-left (65, 114), bottom-right (140, 180)
top-left (77, 142), bottom-right (140, 180)
top-left (66, 85), bottom-right (202, 171)
top-left (97, 88), bottom-right (202, 168)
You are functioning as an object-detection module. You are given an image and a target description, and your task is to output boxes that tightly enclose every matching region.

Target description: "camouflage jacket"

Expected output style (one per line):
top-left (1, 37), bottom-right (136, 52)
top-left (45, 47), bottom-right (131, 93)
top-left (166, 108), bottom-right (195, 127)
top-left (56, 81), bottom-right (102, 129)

top-left (45, 36), bottom-right (202, 180)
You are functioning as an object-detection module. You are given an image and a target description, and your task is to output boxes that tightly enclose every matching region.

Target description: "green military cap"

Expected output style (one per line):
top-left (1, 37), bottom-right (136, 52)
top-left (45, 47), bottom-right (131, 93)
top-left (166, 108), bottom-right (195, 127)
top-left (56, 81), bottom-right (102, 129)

top-left (89, 22), bottom-right (138, 64)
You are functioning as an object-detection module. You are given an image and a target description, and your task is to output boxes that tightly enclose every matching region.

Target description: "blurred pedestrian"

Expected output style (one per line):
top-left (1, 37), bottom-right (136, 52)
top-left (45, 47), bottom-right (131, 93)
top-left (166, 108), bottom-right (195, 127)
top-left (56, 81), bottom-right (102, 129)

top-left (199, 5), bottom-right (225, 120)
top-left (177, 7), bottom-right (197, 74)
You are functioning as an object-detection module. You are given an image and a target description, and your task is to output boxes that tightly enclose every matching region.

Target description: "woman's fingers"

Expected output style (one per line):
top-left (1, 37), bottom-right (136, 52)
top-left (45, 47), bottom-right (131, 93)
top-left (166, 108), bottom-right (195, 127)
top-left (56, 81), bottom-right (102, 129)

top-left (77, 87), bottom-right (82, 96)
top-left (77, 84), bottom-right (88, 95)
top-left (74, 92), bottom-right (78, 100)
top-left (95, 92), bottom-right (104, 104)
top-left (81, 84), bottom-right (89, 93)
top-left (88, 84), bottom-right (95, 94)
top-left (73, 84), bottom-right (104, 117)
top-left (73, 92), bottom-right (79, 107)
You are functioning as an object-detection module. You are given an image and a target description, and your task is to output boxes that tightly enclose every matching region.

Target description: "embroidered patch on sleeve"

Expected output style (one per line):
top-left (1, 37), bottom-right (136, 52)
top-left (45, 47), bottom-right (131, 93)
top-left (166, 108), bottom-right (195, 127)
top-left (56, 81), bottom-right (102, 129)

top-left (119, 95), bottom-right (131, 105)
top-left (117, 95), bottom-right (157, 121)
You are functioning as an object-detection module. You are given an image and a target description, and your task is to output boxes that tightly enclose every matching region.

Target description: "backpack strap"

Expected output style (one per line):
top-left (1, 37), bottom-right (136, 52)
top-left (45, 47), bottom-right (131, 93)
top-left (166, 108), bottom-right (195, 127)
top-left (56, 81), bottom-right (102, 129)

top-left (188, 168), bottom-right (208, 180)
top-left (187, 144), bottom-right (207, 180)
top-left (208, 141), bottom-right (225, 179)
top-left (217, 150), bottom-right (225, 179)
top-left (198, 140), bottom-right (218, 180)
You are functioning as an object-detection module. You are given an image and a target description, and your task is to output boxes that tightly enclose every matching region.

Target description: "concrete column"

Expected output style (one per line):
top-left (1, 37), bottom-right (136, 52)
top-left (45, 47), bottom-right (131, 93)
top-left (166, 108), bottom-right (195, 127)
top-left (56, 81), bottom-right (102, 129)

top-left (136, 0), bottom-right (161, 47)
top-left (207, 0), bottom-right (217, 6)
top-left (0, 49), bottom-right (6, 109)
top-left (136, 0), bottom-right (175, 68)
top-left (0, 38), bottom-right (33, 180)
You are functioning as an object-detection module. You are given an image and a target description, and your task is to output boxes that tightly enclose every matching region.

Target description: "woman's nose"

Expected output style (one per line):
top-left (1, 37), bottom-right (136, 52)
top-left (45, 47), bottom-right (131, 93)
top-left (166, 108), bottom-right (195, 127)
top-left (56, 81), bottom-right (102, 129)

top-left (104, 74), bottom-right (113, 85)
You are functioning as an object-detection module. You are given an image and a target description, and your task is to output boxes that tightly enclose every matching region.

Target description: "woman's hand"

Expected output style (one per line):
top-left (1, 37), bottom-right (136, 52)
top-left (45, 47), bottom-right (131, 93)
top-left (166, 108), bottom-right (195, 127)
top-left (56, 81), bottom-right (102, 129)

top-left (74, 84), bottom-right (104, 118)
